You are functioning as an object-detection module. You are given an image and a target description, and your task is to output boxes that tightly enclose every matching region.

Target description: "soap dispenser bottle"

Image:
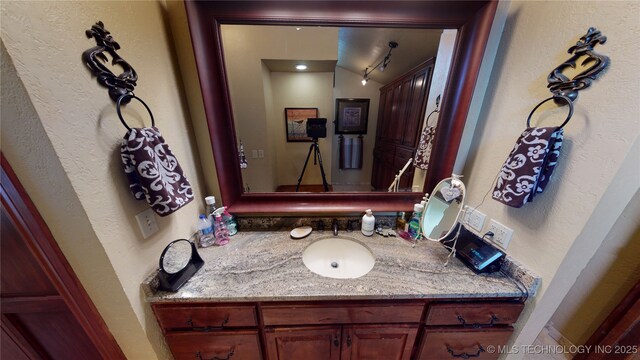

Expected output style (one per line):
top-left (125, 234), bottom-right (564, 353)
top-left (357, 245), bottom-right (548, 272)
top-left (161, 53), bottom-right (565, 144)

top-left (361, 209), bottom-right (375, 236)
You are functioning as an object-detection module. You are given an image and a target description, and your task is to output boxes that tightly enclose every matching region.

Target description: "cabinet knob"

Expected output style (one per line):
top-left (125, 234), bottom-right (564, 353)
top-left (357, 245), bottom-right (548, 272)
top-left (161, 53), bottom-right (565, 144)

top-left (333, 335), bottom-right (339, 347)
top-left (347, 335), bottom-right (352, 347)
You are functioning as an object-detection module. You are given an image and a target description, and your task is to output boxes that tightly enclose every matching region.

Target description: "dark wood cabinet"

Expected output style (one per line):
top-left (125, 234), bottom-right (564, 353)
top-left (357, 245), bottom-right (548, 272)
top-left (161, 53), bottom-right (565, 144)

top-left (341, 325), bottom-right (418, 360)
top-left (418, 328), bottom-right (513, 360)
top-left (166, 331), bottom-right (262, 360)
top-left (417, 301), bottom-right (524, 360)
top-left (153, 299), bottom-right (525, 360)
top-left (265, 326), bottom-right (341, 360)
top-left (371, 58), bottom-right (435, 191)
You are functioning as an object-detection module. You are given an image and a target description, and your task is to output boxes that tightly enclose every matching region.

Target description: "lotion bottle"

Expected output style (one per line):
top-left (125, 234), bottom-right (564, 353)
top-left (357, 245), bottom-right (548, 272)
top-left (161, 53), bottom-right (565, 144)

top-left (361, 209), bottom-right (375, 236)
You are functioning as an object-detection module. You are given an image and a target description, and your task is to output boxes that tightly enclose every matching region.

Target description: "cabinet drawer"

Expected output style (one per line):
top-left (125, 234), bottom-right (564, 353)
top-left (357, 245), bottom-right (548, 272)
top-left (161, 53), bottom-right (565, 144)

top-left (153, 305), bottom-right (257, 331)
top-left (426, 302), bottom-right (523, 326)
top-left (262, 304), bottom-right (424, 326)
top-left (417, 328), bottom-right (513, 360)
top-left (166, 330), bottom-right (262, 360)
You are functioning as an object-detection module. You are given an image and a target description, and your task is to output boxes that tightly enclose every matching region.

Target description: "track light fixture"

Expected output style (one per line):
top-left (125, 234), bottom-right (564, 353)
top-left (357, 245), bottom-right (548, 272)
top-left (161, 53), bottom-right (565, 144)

top-left (361, 41), bottom-right (398, 86)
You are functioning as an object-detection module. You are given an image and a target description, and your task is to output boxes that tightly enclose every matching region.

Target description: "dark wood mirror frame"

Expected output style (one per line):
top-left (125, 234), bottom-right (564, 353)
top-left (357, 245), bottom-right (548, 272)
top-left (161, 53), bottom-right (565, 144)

top-left (185, 1), bottom-right (498, 214)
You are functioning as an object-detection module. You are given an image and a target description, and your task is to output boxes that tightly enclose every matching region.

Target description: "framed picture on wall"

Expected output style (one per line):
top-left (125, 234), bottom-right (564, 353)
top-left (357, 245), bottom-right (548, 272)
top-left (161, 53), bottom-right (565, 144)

top-left (335, 98), bottom-right (370, 134)
top-left (285, 107), bottom-right (319, 142)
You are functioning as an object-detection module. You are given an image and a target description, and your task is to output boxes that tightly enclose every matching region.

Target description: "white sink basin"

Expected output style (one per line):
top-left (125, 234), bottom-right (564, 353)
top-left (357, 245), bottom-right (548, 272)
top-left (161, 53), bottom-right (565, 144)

top-left (302, 237), bottom-right (375, 279)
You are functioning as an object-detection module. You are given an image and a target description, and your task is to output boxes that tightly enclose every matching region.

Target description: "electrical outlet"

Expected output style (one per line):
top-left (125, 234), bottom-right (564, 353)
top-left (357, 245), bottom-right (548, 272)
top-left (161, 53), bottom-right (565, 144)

top-left (463, 206), bottom-right (486, 232)
top-left (251, 150), bottom-right (258, 159)
top-left (135, 208), bottom-right (159, 239)
top-left (488, 219), bottom-right (513, 249)
top-left (258, 149), bottom-right (264, 158)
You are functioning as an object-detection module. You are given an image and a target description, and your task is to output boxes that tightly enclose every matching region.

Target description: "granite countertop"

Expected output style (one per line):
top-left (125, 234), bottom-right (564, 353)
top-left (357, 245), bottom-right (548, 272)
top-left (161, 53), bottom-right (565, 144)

top-left (142, 230), bottom-right (540, 303)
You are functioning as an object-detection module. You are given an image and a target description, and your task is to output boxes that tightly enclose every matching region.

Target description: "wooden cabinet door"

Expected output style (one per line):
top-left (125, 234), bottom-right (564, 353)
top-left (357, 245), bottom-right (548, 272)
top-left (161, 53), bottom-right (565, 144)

top-left (265, 326), bottom-right (341, 360)
top-left (341, 325), bottom-right (419, 360)
top-left (166, 331), bottom-right (262, 360)
top-left (417, 327), bottom-right (513, 360)
top-left (371, 58), bottom-right (434, 191)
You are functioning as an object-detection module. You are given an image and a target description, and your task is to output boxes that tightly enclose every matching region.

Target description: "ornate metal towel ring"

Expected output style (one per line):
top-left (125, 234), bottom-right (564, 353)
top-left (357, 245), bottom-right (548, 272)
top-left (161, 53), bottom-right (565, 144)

top-left (527, 95), bottom-right (574, 129)
top-left (83, 21), bottom-right (138, 103)
top-left (547, 27), bottom-right (609, 103)
top-left (116, 94), bottom-right (155, 131)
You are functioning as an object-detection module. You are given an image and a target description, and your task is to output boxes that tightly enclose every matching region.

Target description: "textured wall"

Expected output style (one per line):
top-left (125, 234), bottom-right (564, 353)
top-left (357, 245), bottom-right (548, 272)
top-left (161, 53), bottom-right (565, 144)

top-left (1, 1), bottom-right (208, 358)
top-left (461, 0), bottom-right (640, 353)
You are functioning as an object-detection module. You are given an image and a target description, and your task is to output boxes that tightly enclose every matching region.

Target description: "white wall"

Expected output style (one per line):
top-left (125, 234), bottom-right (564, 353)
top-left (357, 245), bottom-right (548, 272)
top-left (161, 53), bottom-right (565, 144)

top-left (1, 1), bottom-right (209, 358)
top-left (462, 0), bottom-right (640, 354)
top-left (331, 66), bottom-right (382, 188)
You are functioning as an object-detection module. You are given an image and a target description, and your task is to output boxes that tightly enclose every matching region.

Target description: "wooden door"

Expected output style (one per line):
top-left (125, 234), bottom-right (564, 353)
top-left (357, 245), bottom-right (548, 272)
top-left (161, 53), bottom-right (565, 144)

top-left (371, 58), bottom-right (434, 191)
top-left (341, 325), bottom-right (419, 360)
top-left (574, 279), bottom-right (640, 360)
top-left (0, 155), bottom-right (125, 359)
top-left (265, 326), bottom-right (341, 360)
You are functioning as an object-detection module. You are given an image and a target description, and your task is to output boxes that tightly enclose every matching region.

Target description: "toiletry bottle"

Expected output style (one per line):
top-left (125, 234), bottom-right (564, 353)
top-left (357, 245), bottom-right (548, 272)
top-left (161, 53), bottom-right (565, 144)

top-left (361, 209), bottom-right (375, 236)
top-left (197, 214), bottom-right (215, 247)
top-left (220, 205), bottom-right (238, 236)
top-left (213, 208), bottom-right (230, 246)
top-left (396, 212), bottom-right (407, 232)
top-left (408, 203), bottom-right (424, 240)
top-left (205, 196), bottom-right (217, 221)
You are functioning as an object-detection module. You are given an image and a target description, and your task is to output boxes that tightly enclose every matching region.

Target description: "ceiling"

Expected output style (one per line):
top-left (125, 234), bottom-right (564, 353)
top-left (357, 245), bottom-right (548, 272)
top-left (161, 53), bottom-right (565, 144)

top-left (337, 27), bottom-right (443, 85)
top-left (262, 26), bottom-right (443, 86)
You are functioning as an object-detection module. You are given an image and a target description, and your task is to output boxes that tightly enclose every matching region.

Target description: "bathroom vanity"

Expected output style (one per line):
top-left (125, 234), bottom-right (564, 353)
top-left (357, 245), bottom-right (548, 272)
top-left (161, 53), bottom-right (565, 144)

top-left (143, 231), bottom-right (539, 360)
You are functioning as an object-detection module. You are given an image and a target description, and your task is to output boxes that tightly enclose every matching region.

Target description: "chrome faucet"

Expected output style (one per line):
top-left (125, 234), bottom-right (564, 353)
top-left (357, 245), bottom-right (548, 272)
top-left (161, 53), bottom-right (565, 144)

top-left (332, 219), bottom-right (339, 236)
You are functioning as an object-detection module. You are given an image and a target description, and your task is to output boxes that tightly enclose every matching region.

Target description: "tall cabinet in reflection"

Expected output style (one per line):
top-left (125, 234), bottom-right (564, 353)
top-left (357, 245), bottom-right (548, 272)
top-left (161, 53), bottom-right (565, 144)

top-left (371, 58), bottom-right (435, 191)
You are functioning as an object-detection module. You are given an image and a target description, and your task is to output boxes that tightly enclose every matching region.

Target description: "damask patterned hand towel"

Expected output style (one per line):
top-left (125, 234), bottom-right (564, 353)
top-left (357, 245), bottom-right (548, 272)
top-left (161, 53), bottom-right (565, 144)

top-left (120, 127), bottom-right (194, 216)
top-left (492, 127), bottom-right (564, 208)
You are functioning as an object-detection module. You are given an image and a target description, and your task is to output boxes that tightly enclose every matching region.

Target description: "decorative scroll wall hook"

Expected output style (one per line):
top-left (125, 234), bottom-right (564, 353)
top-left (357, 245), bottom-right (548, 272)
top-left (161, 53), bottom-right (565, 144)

top-left (82, 21), bottom-right (138, 103)
top-left (547, 27), bottom-right (609, 104)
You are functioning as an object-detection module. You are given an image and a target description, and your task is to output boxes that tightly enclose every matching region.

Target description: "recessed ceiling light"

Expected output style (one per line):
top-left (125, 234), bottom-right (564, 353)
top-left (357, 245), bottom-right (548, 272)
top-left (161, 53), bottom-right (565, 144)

top-left (296, 27), bottom-right (302, 31)
top-left (296, 64), bottom-right (307, 70)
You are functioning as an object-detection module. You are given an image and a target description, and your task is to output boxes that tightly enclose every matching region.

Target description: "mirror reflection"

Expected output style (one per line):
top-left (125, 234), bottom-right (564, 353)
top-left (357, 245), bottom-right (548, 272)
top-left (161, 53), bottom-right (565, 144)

top-left (221, 25), bottom-right (455, 193)
top-left (421, 175), bottom-right (465, 241)
top-left (161, 240), bottom-right (192, 274)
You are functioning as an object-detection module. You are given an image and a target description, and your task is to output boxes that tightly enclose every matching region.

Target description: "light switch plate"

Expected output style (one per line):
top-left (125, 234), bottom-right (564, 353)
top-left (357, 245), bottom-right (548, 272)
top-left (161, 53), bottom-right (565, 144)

top-left (463, 206), bottom-right (486, 232)
top-left (135, 208), bottom-right (159, 239)
top-left (258, 149), bottom-right (264, 158)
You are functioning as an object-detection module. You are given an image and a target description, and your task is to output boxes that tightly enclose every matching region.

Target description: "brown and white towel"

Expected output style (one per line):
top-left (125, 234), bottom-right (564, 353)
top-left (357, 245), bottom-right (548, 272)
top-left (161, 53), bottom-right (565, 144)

top-left (492, 127), bottom-right (564, 208)
top-left (120, 127), bottom-right (193, 216)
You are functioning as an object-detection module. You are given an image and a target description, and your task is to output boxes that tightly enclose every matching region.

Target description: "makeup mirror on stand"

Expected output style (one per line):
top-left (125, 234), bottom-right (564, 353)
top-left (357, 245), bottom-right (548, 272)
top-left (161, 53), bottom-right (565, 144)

top-left (421, 174), bottom-right (466, 241)
top-left (158, 239), bottom-right (204, 292)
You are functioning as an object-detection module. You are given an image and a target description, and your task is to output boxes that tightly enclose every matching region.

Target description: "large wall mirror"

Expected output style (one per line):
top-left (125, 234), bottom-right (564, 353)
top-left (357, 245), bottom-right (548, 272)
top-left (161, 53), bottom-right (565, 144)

top-left (185, 1), bottom-right (498, 214)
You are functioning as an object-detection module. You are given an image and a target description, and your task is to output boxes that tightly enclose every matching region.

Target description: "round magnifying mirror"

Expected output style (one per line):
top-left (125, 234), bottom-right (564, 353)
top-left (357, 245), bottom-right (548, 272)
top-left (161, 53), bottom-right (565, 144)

top-left (421, 174), bottom-right (466, 241)
top-left (160, 239), bottom-right (193, 274)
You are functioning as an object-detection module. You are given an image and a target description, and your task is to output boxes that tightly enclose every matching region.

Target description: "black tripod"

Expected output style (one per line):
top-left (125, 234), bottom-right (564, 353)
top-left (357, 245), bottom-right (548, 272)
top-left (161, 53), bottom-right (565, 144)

top-left (296, 138), bottom-right (329, 192)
